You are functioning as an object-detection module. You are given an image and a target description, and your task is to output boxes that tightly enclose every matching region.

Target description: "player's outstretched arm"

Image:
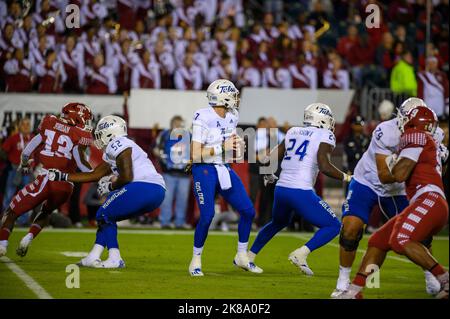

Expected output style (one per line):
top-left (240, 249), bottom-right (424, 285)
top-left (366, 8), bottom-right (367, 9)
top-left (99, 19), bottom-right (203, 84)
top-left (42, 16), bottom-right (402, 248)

top-left (391, 157), bottom-right (416, 183)
top-left (375, 153), bottom-right (398, 184)
top-left (49, 161), bottom-right (112, 183)
top-left (317, 142), bottom-right (351, 182)
top-left (73, 145), bottom-right (93, 173)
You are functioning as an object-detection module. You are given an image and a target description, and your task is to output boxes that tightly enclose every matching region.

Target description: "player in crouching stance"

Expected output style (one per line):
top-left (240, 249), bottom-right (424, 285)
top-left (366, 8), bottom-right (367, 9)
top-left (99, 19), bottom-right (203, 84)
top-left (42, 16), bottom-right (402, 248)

top-left (48, 115), bottom-right (165, 268)
top-left (188, 79), bottom-right (262, 276)
top-left (332, 98), bottom-right (444, 297)
top-left (0, 103), bottom-right (93, 258)
top-left (337, 107), bottom-right (448, 299)
top-left (248, 103), bottom-right (346, 276)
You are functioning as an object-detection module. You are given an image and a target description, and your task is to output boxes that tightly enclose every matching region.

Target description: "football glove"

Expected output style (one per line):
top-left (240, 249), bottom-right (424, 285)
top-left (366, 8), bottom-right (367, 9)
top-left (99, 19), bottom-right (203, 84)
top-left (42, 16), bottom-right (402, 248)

top-left (97, 176), bottom-right (113, 197)
top-left (263, 173), bottom-right (278, 187)
top-left (17, 157), bottom-right (33, 174)
top-left (184, 160), bottom-right (193, 174)
top-left (385, 153), bottom-right (398, 174)
top-left (47, 169), bottom-right (68, 181)
top-left (438, 143), bottom-right (449, 164)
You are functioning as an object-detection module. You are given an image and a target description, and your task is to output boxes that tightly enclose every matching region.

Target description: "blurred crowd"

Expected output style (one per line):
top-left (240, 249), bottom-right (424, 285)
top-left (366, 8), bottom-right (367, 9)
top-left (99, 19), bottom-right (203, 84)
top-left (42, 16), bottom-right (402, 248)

top-left (0, 0), bottom-right (448, 115)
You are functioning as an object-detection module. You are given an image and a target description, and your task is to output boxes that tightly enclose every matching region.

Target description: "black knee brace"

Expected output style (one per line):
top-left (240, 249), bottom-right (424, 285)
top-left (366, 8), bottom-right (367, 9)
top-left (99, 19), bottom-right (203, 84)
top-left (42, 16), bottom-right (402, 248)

top-left (339, 227), bottom-right (363, 252)
top-left (421, 236), bottom-right (433, 249)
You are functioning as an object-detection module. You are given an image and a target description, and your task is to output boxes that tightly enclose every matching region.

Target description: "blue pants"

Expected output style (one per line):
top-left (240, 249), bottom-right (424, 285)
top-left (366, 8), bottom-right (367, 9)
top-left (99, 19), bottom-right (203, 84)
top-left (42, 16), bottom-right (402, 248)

top-left (159, 173), bottom-right (191, 227)
top-left (342, 179), bottom-right (409, 224)
top-left (3, 166), bottom-right (32, 225)
top-left (95, 182), bottom-right (165, 249)
top-left (250, 186), bottom-right (341, 254)
top-left (192, 164), bottom-right (255, 248)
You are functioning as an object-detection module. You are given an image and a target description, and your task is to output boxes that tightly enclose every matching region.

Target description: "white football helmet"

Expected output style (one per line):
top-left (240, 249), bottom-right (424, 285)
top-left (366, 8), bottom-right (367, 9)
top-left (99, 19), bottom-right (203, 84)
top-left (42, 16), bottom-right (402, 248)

top-left (397, 97), bottom-right (427, 130)
top-left (206, 79), bottom-right (240, 112)
top-left (303, 103), bottom-right (335, 132)
top-left (94, 115), bottom-right (127, 149)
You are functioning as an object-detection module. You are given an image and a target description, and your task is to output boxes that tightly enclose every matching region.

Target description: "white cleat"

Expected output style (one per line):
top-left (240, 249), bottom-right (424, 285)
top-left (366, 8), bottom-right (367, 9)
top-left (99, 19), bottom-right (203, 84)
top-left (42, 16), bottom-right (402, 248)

top-left (233, 252), bottom-right (263, 274)
top-left (288, 249), bottom-right (314, 276)
top-left (332, 284), bottom-right (363, 299)
top-left (0, 245), bottom-right (6, 257)
top-left (77, 257), bottom-right (103, 268)
top-left (424, 271), bottom-right (441, 296)
top-left (16, 236), bottom-right (33, 257)
top-left (330, 289), bottom-right (347, 299)
top-left (189, 255), bottom-right (204, 276)
top-left (99, 259), bottom-right (126, 269)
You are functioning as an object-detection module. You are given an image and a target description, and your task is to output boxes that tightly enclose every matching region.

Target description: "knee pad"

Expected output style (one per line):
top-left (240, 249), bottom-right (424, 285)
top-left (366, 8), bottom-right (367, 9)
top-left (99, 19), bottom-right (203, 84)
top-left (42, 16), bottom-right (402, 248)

top-left (421, 237), bottom-right (433, 249)
top-left (339, 226), bottom-right (363, 252)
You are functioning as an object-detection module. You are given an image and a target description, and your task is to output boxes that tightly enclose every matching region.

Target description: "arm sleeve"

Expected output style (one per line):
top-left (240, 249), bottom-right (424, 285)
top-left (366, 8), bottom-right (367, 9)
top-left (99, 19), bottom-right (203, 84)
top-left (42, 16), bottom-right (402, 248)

top-left (372, 125), bottom-right (392, 156)
top-left (319, 130), bottom-right (336, 147)
top-left (21, 134), bottom-right (43, 159)
top-left (73, 145), bottom-right (93, 172)
top-left (191, 113), bottom-right (209, 144)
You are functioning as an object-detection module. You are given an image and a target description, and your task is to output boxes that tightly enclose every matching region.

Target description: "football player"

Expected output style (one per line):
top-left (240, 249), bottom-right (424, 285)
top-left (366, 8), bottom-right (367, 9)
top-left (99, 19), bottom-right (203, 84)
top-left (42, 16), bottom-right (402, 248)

top-left (0, 103), bottom-right (94, 257)
top-left (332, 97), bottom-right (445, 297)
top-left (188, 79), bottom-right (262, 276)
top-left (337, 106), bottom-right (448, 299)
top-left (248, 103), bottom-right (346, 275)
top-left (47, 115), bottom-right (166, 268)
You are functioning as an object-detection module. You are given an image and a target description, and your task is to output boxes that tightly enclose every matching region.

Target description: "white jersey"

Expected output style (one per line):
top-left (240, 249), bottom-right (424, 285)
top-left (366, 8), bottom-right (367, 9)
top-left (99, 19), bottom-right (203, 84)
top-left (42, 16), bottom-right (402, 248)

top-left (191, 106), bottom-right (239, 164)
top-left (102, 136), bottom-right (165, 188)
top-left (277, 126), bottom-right (336, 190)
top-left (354, 119), bottom-right (404, 196)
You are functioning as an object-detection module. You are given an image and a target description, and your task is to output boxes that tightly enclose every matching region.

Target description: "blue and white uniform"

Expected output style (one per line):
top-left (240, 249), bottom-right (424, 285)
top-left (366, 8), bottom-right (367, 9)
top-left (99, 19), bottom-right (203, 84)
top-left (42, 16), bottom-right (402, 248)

top-left (343, 119), bottom-right (409, 224)
top-left (95, 136), bottom-right (166, 250)
top-left (191, 106), bottom-right (255, 250)
top-left (250, 126), bottom-right (341, 255)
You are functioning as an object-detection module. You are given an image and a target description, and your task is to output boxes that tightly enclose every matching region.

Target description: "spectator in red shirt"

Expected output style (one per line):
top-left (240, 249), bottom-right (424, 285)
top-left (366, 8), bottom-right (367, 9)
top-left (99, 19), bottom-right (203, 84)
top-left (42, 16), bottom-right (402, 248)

top-left (388, 0), bottom-right (415, 25)
top-left (375, 32), bottom-right (395, 71)
top-left (337, 25), bottom-right (360, 62)
top-left (0, 117), bottom-right (33, 211)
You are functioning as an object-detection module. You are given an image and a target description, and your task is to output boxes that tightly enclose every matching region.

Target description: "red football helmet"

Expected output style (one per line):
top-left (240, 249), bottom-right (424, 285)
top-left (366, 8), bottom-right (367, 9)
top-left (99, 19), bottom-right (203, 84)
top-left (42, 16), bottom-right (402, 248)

top-left (61, 103), bottom-right (94, 131)
top-left (403, 106), bottom-right (438, 134)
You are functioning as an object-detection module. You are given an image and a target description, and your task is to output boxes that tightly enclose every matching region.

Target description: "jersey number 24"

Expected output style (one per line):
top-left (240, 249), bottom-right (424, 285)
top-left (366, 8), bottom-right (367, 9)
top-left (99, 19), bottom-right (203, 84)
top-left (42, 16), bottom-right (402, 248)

top-left (284, 138), bottom-right (310, 161)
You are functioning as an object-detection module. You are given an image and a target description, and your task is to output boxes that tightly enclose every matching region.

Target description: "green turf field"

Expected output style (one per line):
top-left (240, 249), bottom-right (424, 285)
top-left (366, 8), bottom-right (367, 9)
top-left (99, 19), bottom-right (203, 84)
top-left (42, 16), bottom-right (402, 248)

top-left (0, 228), bottom-right (448, 299)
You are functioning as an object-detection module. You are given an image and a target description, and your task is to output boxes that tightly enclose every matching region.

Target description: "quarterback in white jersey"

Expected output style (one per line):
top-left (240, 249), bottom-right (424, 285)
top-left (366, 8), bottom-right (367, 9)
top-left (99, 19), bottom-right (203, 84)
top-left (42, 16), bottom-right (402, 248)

top-left (333, 97), bottom-right (443, 297)
top-left (188, 79), bottom-right (262, 276)
top-left (49, 115), bottom-right (166, 269)
top-left (249, 103), bottom-right (350, 276)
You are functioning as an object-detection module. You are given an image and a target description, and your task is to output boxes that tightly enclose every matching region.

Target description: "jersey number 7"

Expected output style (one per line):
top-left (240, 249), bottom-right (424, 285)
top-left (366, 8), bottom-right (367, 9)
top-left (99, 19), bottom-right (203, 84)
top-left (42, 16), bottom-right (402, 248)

top-left (284, 139), bottom-right (310, 161)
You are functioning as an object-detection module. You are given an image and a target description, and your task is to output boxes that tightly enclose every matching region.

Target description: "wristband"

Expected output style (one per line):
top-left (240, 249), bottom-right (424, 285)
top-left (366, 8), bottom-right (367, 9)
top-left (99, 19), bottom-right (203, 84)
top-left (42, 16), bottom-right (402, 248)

top-left (343, 173), bottom-right (352, 183)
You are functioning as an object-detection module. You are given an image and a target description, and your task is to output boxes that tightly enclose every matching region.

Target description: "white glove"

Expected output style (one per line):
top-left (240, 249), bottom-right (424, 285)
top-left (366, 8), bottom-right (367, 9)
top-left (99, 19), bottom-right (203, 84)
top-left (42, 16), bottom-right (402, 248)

top-left (47, 168), bottom-right (68, 181)
top-left (385, 154), bottom-right (398, 173)
top-left (17, 157), bottom-right (33, 174)
top-left (263, 173), bottom-right (278, 187)
top-left (97, 176), bottom-right (113, 197)
top-left (438, 143), bottom-right (449, 163)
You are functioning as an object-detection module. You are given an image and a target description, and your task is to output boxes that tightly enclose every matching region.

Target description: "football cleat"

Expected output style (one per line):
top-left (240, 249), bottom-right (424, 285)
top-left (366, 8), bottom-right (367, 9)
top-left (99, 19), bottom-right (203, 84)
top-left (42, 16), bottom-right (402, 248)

top-left (189, 255), bottom-right (204, 276)
top-left (331, 284), bottom-right (363, 299)
top-left (288, 249), bottom-right (314, 276)
top-left (424, 271), bottom-right (441, 295)
top-left (233, 253), bottom-right (263, 273)
top-left (0, 245), bottom-right (6, 257)
top-left (99, 259), bottom-right (126, 269)
top-left (77, 257), bottom-right (103, 268)
top-left (435, 274), bottom-right (449, 299)
top-left (330, 289), bottom-right (347, 299)
top-left (16, 236), bottom-right (33, 257)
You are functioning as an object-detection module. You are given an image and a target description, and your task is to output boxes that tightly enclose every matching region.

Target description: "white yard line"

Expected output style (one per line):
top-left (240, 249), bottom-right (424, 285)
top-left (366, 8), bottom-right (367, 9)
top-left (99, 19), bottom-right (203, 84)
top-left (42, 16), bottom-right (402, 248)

top-left (12, 227), bottom-right (450, 240)
top-left (0, 256), bottom-right (53, 299)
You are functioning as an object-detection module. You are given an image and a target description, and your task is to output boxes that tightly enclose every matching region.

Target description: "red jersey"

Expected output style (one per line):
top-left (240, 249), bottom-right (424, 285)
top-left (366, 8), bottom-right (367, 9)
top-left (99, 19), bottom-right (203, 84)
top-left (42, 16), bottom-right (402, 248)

top-left (37, 115), bottom-right (93, 172)
top-left (398, 128), bottom-right (444, 201)
top-left (1, 132), bottom-right (33, 165)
